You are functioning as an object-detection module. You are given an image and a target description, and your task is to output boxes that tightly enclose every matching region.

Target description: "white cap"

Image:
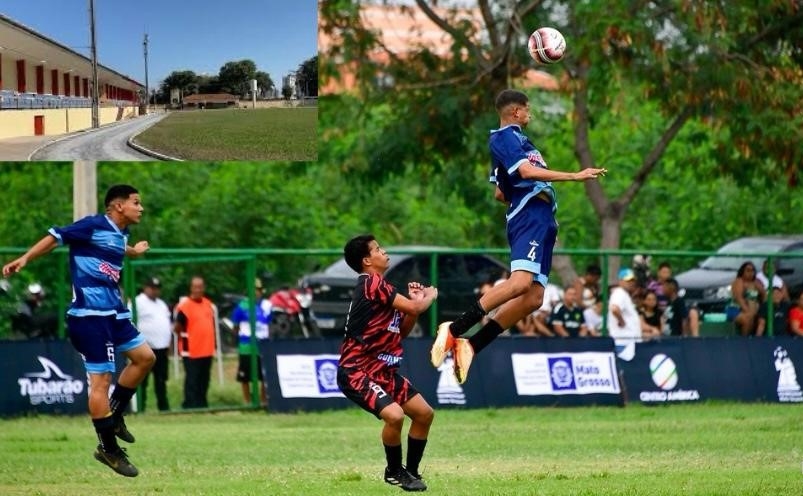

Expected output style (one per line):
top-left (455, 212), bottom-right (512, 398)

top-left (27, 283), bottom-right (43, 295)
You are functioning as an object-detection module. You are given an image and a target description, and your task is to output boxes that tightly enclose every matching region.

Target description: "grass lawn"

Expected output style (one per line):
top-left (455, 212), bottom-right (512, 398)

top-left (1, 402), bottom-right (801, 495)
top-left (132, 107), bottom-right (317, 161)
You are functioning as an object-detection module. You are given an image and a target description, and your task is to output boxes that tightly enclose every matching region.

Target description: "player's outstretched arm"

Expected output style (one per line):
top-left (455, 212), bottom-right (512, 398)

top-left (395, 283), bottom-right (438, 337)
top-left (2, 235), bottom-right (58, 277)
top-left (519, 162), bottom-right (607, 182)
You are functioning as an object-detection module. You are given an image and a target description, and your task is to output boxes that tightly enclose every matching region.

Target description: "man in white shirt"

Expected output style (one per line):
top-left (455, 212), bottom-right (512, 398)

top-left (608, 268), bottom-right (642, 360)
top-left (134, 277), bottom-right (173, 411)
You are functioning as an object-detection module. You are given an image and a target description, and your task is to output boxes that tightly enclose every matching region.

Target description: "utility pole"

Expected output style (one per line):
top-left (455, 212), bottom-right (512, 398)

top-left (143, 33), bottom-right (149, 113)
top-left (89, 0), bottom-right (99, 128)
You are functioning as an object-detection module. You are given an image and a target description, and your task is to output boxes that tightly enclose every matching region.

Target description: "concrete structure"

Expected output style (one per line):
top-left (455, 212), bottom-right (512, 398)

top-left (282, 73), bottom-right (297, 99)
top-left (0, 13), bottom-right (144, 140)
top-left (182, 93), bottom-right (238, 109)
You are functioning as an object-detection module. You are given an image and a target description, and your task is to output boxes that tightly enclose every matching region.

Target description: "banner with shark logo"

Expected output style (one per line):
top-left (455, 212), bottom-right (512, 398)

top-left (0, 340), bottom-right (89, 415)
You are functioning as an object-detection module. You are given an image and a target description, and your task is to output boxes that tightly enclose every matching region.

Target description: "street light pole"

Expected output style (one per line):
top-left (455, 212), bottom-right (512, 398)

top-left (143, 33), bottom-right (149, 113)
top-left (88, 0), bottom-right (99, 128)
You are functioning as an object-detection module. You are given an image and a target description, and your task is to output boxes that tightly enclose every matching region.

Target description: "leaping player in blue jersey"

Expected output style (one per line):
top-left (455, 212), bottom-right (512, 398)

top-left (431, 89), bottom-right (608, 384)
top-left (3, 184), bottom-right (154, 477)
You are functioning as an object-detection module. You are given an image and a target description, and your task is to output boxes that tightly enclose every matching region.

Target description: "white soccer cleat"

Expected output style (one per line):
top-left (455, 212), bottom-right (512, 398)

top-left (453, 338), bottom-right (475, 384)
top-left (430, 321), bottom-right (455, 368)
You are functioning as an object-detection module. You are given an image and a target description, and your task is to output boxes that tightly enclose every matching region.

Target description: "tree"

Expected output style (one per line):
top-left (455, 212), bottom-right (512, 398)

top-left (160, 70), bottom-right (198, 101)
top-left (218, 60), bottom-right (257, 98)
top-left (282, 84), bottom-right (294, 100)
top-left (319, 0), bottom-right (803, 281)
top-left (196, 74), bottom-right (222, 94)
top-left (297, 55), bottom-right (318, 97)
top-left (254, 71), bottom-right (274, 98)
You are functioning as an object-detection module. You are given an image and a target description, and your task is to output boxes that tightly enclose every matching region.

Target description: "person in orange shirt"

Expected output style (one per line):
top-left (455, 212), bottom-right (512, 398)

top-left (174, 276), bottom-right (216, 409)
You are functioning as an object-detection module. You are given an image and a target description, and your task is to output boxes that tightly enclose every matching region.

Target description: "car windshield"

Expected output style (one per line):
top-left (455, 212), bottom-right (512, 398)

top-left (322, 259), bottom-right (359, 278)
top-left (700, 239), bottom-right (791, 270)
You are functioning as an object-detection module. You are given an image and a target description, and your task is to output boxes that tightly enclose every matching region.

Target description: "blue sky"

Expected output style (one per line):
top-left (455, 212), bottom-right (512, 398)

top-left (1, 0), bottom-right (318, 88)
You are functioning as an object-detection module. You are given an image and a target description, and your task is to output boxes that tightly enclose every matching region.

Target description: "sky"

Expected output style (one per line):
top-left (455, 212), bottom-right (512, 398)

top-left (0, 0), bottom-right (318, 88)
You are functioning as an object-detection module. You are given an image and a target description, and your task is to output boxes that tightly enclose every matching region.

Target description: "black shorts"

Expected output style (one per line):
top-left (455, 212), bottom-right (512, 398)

top-left (236, 354), bottom-right (264, 383)
top-left (337, 366), bottom-right (419, 418)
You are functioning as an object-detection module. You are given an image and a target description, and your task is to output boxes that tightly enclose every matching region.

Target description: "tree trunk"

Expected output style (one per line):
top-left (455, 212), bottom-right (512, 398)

top-left (600, 209), bottom-right (625, 286)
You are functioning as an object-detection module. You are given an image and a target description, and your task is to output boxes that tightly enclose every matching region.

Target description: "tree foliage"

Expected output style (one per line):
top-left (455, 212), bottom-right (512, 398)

top-left (297, 55), bottom-right (319, 97)
top-left (319, 0), bottom-right (803, 281)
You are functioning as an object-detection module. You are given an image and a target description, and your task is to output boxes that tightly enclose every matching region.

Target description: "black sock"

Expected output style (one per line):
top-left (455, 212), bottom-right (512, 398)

top-left (110, 385), bottom-right (136, 418)
top-left (450, 300), bottom-right (486, 337)
top-left (468, 319), bottom-right (505, 354)
top-left (384, 443), bottom-right (403, 472)
top-left (406, 436), bottom-right (427, 476)
top-left (93, 416), bottom-right (118, 452)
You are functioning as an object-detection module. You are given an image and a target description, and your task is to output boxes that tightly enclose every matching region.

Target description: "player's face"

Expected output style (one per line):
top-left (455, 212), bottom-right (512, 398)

top-left (118, 194), bottom-right (144, 224)
top-left (365, 240), bottom-right (390, 272)
top-left (513, 103), bottom-right (531, 127)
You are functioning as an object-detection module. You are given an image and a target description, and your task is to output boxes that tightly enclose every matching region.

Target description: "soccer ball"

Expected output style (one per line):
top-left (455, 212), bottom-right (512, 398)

top-left (528, 27), bottom-right (566, 64)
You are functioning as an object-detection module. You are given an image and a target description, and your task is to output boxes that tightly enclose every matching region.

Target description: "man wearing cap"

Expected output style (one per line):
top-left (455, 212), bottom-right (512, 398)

top-left (134, 277), bottom-right (172, 411)
top-left (607, 268), bottom-right (643, 352)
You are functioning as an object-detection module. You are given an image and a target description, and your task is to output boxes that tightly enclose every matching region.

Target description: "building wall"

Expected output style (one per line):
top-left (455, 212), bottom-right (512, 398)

top-left (0, 106), bottom-right (140, 139)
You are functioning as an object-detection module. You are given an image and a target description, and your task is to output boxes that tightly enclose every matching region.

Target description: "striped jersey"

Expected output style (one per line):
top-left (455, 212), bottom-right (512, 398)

top-left (338, 273), bottom-right (404, 373)
top-left (489, 124), bottom-right (557, 219)
top-left (48, 214), bottom-right (130, 318)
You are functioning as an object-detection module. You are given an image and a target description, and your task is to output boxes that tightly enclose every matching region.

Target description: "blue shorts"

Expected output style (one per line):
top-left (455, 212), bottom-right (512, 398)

top-left (67, 315), bottom-right (146, 374)
top-left (507, 197), bottom-right (558, 287)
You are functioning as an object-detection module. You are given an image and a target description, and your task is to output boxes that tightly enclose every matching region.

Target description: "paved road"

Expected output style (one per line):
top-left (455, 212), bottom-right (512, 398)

top-left (31, 113), bottom-right (169, 161)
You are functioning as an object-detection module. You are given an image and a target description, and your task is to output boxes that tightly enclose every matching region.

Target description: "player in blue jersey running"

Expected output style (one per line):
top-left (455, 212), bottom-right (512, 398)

top-left (2, 184), bottom-right (155, 477)
top-left (430, 89), bottom-right (607, 384)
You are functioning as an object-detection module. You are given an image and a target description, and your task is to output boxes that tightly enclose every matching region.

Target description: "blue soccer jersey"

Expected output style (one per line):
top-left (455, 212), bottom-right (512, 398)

top-left (48, 214), bottom-right (130, 318)
top-left (488, 124), bottom-right (557, 220)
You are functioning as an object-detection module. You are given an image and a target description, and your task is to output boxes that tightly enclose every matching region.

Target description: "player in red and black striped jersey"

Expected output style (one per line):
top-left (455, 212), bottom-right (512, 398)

top-left (337, 234), bottom-right (438, 492)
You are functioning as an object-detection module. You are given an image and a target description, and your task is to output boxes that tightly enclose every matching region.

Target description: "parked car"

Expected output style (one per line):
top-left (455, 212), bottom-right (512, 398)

top-left (675, 235), bottom-right (803, 316)
top-left (300, 247), bottom-right (508, 337)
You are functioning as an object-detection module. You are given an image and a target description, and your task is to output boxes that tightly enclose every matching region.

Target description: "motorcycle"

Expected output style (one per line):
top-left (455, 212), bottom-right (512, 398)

top-left (268, 284), bottom-right (320, 339)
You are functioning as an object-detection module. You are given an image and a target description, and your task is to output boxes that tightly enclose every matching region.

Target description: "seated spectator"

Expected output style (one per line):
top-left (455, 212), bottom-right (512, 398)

top-left (638, 290), bottom-right (663, 339)
top-left (646, 261), bottom-right (673, 313)
top-left (582, 297), bottom-right (603, 337)
top-left (549, 286), bottom-right (589, 337)
top-left (731, 262), bottom-right (766, 335)
top-left (756, 281), bottom-right (792, 337)
top-left (531, 282), bottom-right (563, 337)
top-left (789, 293), bottom-right (803, 337)
top-left (662, 278), bottom-right (699, 337)
top-left (757, 259), bottom-right (790, 302)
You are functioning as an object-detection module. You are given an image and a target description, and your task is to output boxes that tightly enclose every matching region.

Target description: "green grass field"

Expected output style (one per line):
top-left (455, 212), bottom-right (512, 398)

top-left (133, 107), bottom-right (317, 161)
top-left (1, 402), bottom-right (801, 495)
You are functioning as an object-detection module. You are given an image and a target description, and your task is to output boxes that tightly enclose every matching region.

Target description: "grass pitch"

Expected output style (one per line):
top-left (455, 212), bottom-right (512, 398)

top-left (132, 107), bottom-right (317, 161)
top-left (1, 402), bottom-right (801, 495)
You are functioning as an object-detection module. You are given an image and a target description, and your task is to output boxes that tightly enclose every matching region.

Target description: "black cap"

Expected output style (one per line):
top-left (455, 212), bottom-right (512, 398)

top-left (145, 277), bottom-right (162, 288)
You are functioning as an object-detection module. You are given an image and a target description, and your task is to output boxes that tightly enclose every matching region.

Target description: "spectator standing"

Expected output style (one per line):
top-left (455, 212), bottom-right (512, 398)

top-left (174, 276), bottom-right (216, 409)
top-left (607, 268), bottom-right (643, 352)
top-left (12, 282), bottom-right (57, 338)
top-left (134, 277), bottom-right (172, 412)
top-left (788, 293), bottom-right (803, 337)
top-left (756, 280), bottom-right (791, 336)
top-left (731, 262), bottom-right (766, 335)
top-left (662, 278), bottom-right (699, 337)
top-left (573, 264), bottom-right (602, 307)
top-left (638, 290), bottom-right (663, 339)
top-left (549, 286), bottom-right (589, 337)
top-left (230, 278), bottom-right (271, 407)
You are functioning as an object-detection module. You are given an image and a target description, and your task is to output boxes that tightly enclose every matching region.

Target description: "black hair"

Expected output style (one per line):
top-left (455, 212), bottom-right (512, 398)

top-left (104, 184), bottom-right (139, 207)
top-left (657, 261), bottom-right (672, 270)
top-left (586, 264), bottom-right (602, 276)
top-left (344, 234), bottom-right (375, 273)
top-left (737, 261), bottom-right (756, 278)
top-left (495, 89), bottom-right (529, 112)
top-left (664, 278), bottom-right (679, 292)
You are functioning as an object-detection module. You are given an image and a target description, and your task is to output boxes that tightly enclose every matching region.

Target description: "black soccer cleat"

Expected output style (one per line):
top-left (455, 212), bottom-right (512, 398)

top-left (94, 445), bottom-right (139, 477)
top-left (384, 466), bottom-right (427, 492)
top-left (114, 416), bottom-right (136, 443)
